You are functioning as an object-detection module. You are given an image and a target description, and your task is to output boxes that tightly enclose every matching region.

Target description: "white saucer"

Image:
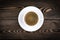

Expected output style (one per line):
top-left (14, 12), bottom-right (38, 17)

top-left (18, 6), bottom-right (44, 32)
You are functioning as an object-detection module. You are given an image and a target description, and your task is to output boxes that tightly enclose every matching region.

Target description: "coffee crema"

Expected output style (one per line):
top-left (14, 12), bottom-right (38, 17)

top-left (25, 12), bottom-right (38, 26)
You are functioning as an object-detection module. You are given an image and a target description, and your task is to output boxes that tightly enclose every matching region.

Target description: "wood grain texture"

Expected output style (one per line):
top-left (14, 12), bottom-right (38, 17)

top-left (0, 0), bottom-right (60, 39)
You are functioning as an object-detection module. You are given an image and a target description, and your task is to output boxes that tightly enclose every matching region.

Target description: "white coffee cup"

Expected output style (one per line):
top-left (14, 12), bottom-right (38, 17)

top-left (18, 6), bottom-right (44, 32)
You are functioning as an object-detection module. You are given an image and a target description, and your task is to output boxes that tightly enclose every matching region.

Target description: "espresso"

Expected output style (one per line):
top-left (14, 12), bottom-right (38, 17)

top-left (25, 12), bottom-right (38, 26)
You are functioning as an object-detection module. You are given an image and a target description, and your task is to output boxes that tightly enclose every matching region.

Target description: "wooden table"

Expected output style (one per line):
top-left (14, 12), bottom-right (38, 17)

top-left (0, 0), bottom-right (60, 39)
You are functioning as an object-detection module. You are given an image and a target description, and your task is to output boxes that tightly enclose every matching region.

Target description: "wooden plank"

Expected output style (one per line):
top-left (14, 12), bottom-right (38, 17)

top-left (0, 20), bottom-right (60, 32)
top-left (0, 8), bottom-right (60, 20)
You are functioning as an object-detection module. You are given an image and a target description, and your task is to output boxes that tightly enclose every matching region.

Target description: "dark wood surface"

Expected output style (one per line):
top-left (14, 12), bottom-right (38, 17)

top-left (0, 0), bottom-right (60, 39)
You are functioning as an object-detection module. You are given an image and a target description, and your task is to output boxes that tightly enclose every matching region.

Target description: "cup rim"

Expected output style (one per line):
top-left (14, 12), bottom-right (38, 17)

top-left (18, 6), bottom-right (44, 32)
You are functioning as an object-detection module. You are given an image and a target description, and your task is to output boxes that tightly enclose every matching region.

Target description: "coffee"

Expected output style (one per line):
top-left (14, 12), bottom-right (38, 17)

top-left (25, 12), bottom-right (38, 26)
